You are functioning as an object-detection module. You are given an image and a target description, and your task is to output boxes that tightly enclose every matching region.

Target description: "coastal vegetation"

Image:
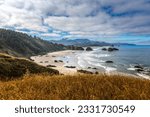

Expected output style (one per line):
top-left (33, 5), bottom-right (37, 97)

top-left (0, 73), bottom-right (150, 100)
top-left (0, 29), bottom-right (66, 57)
top-left (0, 53), bottom-right (59, 81)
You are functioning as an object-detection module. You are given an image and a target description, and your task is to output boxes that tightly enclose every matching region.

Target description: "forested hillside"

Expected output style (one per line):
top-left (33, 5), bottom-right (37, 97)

top-left (0, 29), bottom-right (66, 57)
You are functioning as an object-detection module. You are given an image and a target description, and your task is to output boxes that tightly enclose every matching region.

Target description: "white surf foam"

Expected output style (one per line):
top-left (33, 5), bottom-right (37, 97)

top-left (87, 61), bottom-right (117, 72)
top-left (127, 68), bottom-right (136, 71)
top-left (137, 73), bottom-right (150, 79)
top-left (86, 53), bottom-right (110, 58)
top-left (105, 67), bottom-right (117, 72)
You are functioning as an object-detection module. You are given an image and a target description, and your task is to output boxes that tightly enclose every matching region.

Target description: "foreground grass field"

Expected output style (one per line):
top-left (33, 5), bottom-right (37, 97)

top-left (0, 73), bottom-right (150, 100)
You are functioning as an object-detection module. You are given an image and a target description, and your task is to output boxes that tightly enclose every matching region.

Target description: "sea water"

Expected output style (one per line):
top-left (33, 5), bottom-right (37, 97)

top-left (58, 45), bottom-right (150, 78)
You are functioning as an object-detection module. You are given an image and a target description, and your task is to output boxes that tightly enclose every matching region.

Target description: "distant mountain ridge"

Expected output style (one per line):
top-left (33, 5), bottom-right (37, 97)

top-left (0, 29), bottom-right (66, 57)
top-left (50, 38), bottom-right (136, 47)
top-left (50, 38), bottom-right (112, 46)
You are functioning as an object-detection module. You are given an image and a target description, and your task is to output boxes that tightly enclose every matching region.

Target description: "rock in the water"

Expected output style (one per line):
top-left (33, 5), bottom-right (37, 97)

top-left (106, 61), bottom-right (114, 63)
top-left (102, 48), bottom-right (107, 51)
top-left (76, 47), bottom-right (84, 50)
top-left (136, 68), bottom-right (144, 72)
top-left (86, 47), bottom-right (93, 51)
top-left (108, 47), bottom-right (119, 52)
top-left (134, 65), bottom-right (143, 69)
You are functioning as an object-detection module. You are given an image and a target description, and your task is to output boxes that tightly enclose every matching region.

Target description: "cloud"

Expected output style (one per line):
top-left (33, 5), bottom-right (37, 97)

top-left (41, 33), bottom-right (61, 37)
top-left (0, 0), bottom-right (150, 44)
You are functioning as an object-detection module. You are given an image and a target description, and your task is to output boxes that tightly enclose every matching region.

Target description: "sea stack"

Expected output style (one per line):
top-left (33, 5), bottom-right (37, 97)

top-left (86, 47), bottom-right (93, 51)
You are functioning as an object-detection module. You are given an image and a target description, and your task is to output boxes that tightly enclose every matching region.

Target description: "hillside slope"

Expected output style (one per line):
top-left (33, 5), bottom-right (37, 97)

top-left (0, 53), bottom-right (59, 80)
top-left (0, 29), bottom-right (66, 57)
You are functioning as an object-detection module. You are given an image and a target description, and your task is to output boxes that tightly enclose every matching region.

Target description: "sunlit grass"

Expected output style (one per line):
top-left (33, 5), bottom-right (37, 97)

top-left (0, 73), bottom-right (150, 100)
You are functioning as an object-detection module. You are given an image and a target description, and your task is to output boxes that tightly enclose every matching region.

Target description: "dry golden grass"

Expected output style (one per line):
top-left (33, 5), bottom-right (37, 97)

top-left (0, 73), bottom-right (150, 100)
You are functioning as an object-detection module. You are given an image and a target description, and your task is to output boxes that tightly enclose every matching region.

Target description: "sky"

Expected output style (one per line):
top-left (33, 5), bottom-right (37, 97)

top-left (0, 0), bottom-right (150, 44)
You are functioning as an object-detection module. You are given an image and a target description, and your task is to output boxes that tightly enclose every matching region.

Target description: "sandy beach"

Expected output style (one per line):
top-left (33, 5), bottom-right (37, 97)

top-left (31, 50), bottom-right (77, 75)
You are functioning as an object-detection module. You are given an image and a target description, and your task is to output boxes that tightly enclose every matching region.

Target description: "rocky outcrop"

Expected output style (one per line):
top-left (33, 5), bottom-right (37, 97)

top-left (102, 47), bottom-right (119, 52)
top-left (65, 66), bottom-right (76, 68)
top-left (134, 65), bottom-right (143, 69)
top-left (105, 61), bottom-right (114, 63)
top-left (102, 48), bottom-right (107, 51)
top-left (87, 67), bottom-right (97, 69)
top-left (108, 47), bottom-right (119, 52)
top-left (86, 47), bottom-right (93, 51)
top-left (54, 60), bottom-right (58, 63)
top-left (76, 47), bottom-right (84, 50)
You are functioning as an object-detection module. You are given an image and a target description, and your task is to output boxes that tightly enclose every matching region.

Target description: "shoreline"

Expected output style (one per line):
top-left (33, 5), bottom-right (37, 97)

top-left (31, 50), bottom-right (77, 75)
top-left (31, 50), bottom-right (150, 79)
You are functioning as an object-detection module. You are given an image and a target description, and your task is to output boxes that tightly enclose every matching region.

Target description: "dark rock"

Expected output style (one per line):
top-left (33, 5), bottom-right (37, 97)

top-left (77, 70), bottom-right (93, 74)
top-left (76, 47), bottom-right (84, 50)
top-left (40, 61), bottom-right (43, 63)
top-left (46, 65), bottom-right (56, 67)
top-left (106, 61), bottom-right (114, 63)
top-left (29, 58), bottom-right (34, 61)
top-left (52, 55), bottom-right (56, 57)
top-left (59, 60), bottom-right (63, 62)
top-left (134, 65), bottom-right (143, 69)
top-left (92, 67), bottom-right (97, 70)
top-left (107, 48), bottom-right (113, 52)
top-left (95, 71), bottom-right (99, 74)
top-left (65, 66), bottom-right (76, 68)
top-left (54, 60), bottom-right (58, 63)
top-left (136, 68), bottom-right (144, 72)
top-left (108, 47), bottom-right (119, 52)
top-left (102, 48), bottom-right (107, 51)
top-left (45, 61), bottom-right (49, 63)
top-left (88, 67), bottom-right (92, 69)
top-left (86, 47), bottom-right (93, 51)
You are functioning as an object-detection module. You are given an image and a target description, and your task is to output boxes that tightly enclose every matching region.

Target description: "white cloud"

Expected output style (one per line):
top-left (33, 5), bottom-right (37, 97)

top-left (41, 33), bottom-right (61, 37)
top-left (0, 0), bottom-right (149, 43)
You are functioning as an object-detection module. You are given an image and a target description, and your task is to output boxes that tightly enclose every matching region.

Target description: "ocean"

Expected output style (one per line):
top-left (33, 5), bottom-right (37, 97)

top-left (59, 45), bottom-right (150, 78)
